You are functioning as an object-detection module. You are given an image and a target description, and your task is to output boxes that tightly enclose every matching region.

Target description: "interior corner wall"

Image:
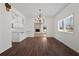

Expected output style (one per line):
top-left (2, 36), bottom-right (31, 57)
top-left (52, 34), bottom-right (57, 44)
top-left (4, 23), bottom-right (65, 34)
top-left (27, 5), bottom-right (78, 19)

top-left (24, 17), bottom-right (34, 37)
top-left (45, 17), bottom-right (55, 37)
top-left (0, 4), bottom-right (12, 54)
top-left (54, 4), bottom-right (79, 53)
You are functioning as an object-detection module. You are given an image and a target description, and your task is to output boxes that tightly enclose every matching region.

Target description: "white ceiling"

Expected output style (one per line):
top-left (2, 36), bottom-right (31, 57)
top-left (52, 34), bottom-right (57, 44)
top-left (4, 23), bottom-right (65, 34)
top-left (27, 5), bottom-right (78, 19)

top-left (12, 3), bottom-right (69, 18)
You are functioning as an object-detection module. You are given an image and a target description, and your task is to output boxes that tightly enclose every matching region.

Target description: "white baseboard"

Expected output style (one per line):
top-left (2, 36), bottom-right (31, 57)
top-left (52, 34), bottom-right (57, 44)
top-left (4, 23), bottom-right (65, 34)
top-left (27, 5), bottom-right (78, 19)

top-left (0, 44), bottom-right (12, 54)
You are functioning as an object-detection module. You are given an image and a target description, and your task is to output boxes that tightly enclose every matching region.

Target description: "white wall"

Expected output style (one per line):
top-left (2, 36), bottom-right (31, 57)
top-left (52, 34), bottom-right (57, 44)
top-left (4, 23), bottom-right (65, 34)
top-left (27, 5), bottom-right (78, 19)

top-left (24, 17), bottom-right (34, 37)
top-left (54, 4), bottom-right (79, 53)
top-left (45, 17), bottom-right (55, 37)
top-left (0, 4), bottom-right (12, 54)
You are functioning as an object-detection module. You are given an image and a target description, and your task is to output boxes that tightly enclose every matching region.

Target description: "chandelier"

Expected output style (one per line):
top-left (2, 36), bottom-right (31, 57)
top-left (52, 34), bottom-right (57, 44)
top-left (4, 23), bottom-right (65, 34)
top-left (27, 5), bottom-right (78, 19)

top-left (33, 9), bottom-right (45, 23)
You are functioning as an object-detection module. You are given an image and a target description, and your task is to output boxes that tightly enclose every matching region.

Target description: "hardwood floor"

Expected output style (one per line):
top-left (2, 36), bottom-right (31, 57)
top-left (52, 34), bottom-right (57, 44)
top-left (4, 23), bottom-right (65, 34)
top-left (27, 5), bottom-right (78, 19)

top-left (0, 37), bottom-right (79, 56)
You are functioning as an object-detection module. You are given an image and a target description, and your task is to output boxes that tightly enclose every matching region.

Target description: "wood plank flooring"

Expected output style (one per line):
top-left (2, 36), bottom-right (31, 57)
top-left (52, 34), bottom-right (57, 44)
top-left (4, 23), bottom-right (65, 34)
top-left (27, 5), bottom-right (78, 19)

top-left (0, 37), bottom-right (79, 56)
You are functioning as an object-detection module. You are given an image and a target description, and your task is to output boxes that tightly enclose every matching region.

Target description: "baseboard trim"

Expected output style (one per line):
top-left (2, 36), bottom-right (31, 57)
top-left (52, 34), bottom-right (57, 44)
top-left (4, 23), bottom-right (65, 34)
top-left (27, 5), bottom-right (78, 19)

top-left (0, 45), bottom-right (12, 55)
top-left (52, 37), bottom-right (79, 54)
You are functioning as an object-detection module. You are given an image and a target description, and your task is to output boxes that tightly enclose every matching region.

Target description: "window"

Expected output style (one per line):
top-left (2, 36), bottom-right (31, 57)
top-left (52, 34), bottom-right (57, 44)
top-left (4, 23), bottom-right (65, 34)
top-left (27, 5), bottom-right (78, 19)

top-left (58, 15), bottom-right (74, 33)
